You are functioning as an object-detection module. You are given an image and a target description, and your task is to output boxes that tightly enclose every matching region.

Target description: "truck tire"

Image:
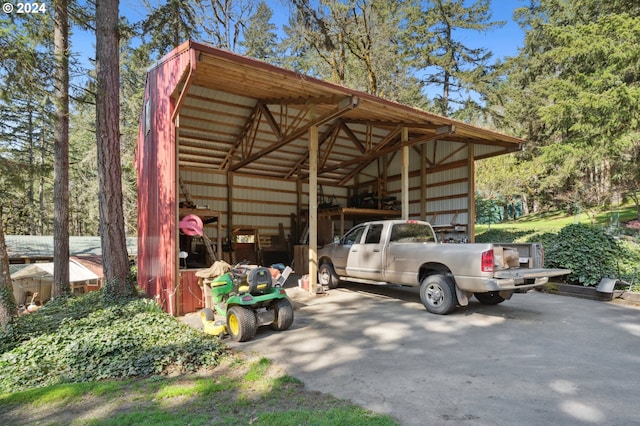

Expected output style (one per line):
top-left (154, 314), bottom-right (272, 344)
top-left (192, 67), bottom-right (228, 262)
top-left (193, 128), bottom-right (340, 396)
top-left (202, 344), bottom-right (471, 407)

top-left (318, 263), bottom-right (340, 289)
top-left (270, 298), bottom-right (294, 331)
top-left (227, 306), bottom-right (257, 342)
top-left (420, 274), bottom-right (457, 315)
top-left (474, 292), bottom-right (505, 305)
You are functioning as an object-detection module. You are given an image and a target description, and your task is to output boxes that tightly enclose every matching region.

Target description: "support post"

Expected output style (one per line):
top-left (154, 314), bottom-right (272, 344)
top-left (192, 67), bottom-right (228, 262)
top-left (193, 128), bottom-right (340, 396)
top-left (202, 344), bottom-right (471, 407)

top-left (420, 144), bottom-right (427, 221)
top-left (227, 171), bottom-right (234, 261)
top-left (401, 127), bottom-right (409, 220)
top-left (467, 144), bottom-right (475, 242)
top-left (308, 124), bottom-right (319, 294)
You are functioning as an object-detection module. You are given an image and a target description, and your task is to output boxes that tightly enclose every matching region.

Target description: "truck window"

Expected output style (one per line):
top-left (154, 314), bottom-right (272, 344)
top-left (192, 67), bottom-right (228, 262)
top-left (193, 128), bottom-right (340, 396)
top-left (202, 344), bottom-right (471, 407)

top-left (364, 224), bottom-right (383, 244)
top-left (390, 223), bottom-right (435, 243)
top-left (342, 226), bottom-right (366, 245)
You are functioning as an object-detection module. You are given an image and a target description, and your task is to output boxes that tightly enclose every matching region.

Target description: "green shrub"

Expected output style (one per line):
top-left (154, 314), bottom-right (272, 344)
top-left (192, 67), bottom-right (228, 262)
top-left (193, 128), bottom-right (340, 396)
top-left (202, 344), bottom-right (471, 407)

top-left (0, 291), bottom-right (224, 393)
top-left (544, 224), bottom-right (625, 286)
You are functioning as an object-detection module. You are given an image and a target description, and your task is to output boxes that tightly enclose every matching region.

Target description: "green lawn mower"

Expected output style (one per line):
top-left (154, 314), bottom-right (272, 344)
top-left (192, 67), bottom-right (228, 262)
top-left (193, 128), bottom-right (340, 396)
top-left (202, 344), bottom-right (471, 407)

top-left (199, 264), bottom-right (294, 342)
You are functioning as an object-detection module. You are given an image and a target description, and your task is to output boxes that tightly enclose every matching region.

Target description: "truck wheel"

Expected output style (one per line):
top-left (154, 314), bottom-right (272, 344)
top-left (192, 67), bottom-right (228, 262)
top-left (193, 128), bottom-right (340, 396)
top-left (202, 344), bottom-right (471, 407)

top-left (474, 292), bottom-right (505, 305)
top-left (227, 306), bottom-right (257, 342)
top-left (200, 307), bottom-right (215, 322)
top-left (270, 298), bottom-right (294, 331)
top-left (318, 263), bottom-right (340, 289)
top-left (420, 274), bottom-right (457, 315)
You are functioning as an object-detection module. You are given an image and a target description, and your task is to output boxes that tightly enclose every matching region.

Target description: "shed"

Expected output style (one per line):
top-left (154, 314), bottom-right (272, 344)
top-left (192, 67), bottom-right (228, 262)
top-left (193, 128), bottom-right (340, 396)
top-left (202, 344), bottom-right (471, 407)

top-left (11, 258), bottom-right (101, 306)
top-left (136, 40), bottom-right (524, 315)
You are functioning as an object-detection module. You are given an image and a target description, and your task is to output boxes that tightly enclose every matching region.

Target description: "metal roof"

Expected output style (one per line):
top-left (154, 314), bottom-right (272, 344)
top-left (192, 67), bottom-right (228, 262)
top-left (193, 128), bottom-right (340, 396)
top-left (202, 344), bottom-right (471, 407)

top-left (5, 236), bottom-right (138, 261)
top-left (11, 259), bottom-right (100, 282)
top-left (164, 41), bottom-right (524, 186)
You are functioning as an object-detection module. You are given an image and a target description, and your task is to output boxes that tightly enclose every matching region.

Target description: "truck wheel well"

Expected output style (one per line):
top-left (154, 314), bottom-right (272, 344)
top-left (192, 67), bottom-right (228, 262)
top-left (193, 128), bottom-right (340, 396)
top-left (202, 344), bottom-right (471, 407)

top-left (318, 257), bottom-right (331, 267)
top-left (419, 263), bottom-right (452, 283)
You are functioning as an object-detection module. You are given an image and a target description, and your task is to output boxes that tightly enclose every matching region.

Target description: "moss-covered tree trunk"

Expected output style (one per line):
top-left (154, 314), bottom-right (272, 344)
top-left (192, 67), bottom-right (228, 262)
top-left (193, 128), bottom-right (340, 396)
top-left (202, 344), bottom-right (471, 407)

top-left (0, 208), bottom-right (17, 329)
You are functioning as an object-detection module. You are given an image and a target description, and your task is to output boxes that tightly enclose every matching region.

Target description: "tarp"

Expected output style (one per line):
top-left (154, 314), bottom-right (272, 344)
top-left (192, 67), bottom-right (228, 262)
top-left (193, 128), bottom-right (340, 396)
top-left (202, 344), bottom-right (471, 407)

top-left (11, 259), bottom-right (99, 282)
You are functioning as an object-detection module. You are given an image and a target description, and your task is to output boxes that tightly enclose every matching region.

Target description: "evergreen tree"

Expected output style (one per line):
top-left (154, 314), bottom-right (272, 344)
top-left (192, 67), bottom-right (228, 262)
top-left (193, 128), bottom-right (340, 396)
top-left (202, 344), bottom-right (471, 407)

top-left (241, 1), bottom-right (278, 60)
top-left (406, 0), bottom-right (504, 116)
top-left (96, 0), bottom-right (134, 296)
top-left (0, 11), bottom-right (55, 235)
top-left (53, 0), bottom-right (71, 296)
top-left (488, 2), bottom-right (640, 215)
top-left (141, 0), bottom-right (203, 58)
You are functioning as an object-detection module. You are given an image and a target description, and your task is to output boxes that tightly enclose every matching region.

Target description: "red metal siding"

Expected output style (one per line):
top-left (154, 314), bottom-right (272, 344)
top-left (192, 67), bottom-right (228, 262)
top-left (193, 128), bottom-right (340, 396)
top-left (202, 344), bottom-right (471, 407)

top-left (136, 42), bottom-right (193, 315)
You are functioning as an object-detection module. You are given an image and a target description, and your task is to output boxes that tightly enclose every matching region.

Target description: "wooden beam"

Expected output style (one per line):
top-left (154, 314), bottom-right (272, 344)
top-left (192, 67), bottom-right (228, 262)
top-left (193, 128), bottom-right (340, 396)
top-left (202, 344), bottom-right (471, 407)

top-left (340, 121), bottom-right (366, 153)
top-left (226, 171), bottom-right (234, 248)
top-left (258, 103), bottom-right (282, 139)
top-left (322, 131), bottom-right (453, 180)
top-left (401, 127), bottom-right (409, 220)
top-left (420, 144), bottom-right (426, 221)
top-left (336, 126), bottom-right (402, 185)
top-left (308, 123), bottom-right (318, 295)
top-left (220, 103), bottom-right (260, 170)
top-left (284, 121), bottom-right (340, 180)
top-left (467, 144), bottom-right (476, 243)
top-left (231, 96), bottom-right (359, 171)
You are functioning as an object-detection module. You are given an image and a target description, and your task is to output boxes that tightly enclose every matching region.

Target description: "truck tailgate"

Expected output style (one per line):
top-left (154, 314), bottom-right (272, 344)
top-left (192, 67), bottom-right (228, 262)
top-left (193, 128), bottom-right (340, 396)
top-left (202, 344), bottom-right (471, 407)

top-left (494, 268), bottom-right (571, 280)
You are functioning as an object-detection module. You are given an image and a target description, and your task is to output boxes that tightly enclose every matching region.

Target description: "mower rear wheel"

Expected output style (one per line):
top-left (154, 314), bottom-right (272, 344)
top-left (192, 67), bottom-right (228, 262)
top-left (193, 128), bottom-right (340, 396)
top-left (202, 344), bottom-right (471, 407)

top-left (227, 306), bottom-right (257, 342)
top-left (270, 298), bottom-right (294, 331)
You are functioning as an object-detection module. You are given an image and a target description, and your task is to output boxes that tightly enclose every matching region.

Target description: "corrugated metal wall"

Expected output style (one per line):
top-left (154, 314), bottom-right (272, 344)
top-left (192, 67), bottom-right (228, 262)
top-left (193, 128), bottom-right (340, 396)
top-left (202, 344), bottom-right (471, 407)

top-left (136, 47), bottom-right (193, 314)
top-left (178, 168), bottom-right (350, 245)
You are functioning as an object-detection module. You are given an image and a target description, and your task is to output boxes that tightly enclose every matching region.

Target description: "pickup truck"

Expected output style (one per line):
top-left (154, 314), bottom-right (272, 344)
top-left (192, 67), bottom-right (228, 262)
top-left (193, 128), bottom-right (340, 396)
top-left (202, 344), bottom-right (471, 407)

top-left (317, 220), bottom-right (570, 314)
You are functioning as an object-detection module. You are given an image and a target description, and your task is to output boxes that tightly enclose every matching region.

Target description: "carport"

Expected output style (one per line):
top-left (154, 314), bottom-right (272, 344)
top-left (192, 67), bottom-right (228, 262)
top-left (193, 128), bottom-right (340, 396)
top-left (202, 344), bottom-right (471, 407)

top-left (136, 40), bottom-right (524, 315)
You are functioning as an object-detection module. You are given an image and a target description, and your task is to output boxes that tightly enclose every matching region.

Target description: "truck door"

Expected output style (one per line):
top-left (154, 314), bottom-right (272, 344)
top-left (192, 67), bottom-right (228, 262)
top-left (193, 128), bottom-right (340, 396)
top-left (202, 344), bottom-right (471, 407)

top-left (346, 223), bottom-right (385, 280)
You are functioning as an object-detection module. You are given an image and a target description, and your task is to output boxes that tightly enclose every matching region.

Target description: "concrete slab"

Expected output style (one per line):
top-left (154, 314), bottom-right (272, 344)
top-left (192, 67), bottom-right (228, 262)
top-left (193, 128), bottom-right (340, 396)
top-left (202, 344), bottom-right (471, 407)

top-left (222, 282), bottom-right (640, 426)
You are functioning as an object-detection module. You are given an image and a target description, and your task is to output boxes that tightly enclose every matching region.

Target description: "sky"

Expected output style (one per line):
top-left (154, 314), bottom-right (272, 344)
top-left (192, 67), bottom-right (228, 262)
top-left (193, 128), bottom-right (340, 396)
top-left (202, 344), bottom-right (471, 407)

top-left (71, 0), bottom-right (526, 66)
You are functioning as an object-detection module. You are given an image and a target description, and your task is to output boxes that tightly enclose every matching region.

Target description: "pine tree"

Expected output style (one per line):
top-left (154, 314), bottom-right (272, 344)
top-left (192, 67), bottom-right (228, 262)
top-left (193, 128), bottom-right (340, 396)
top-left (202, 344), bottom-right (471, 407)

top-left (53, 0), bottom-right (71, 296)
top-left (96, 0), bottom-right (134, 296)
top-left (406, 0), bottom-right (504, 116)
top-left (241, 1), bottom-right (278, 60)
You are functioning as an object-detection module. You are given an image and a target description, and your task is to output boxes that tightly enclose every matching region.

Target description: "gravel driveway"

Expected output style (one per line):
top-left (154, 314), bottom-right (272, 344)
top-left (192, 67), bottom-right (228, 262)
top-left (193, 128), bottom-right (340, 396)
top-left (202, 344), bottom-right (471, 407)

top-left (227, 282), bottom-right (640, 425)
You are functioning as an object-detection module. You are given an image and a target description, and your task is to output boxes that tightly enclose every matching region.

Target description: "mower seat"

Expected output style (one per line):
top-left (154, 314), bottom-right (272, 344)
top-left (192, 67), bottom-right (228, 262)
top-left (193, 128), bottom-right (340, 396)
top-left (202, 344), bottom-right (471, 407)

top-left (248, 267), bottom-right (272, 295)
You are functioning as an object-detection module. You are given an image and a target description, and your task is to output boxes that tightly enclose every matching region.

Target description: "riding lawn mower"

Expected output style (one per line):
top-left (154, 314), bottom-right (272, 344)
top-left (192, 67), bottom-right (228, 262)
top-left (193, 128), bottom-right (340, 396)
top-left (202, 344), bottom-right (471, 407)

top-left (198, 263), bottom-right (294, 342)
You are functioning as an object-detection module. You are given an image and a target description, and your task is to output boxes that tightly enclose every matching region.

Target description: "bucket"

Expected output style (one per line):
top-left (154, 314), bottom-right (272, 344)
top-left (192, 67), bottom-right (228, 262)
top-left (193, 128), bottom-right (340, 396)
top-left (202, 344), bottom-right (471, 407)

top-left (299, 275), bottom-right (310, 291)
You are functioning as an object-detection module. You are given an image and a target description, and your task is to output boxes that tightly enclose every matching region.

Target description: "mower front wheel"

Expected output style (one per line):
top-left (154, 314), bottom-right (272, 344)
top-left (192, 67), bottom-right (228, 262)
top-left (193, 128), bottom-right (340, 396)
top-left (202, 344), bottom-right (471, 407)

top-left (270, 298), bottom-right (294, 331)
top-left (200, 307), bottom-right (215, 322)
top-left (227, 306), bottom-right (257, 342)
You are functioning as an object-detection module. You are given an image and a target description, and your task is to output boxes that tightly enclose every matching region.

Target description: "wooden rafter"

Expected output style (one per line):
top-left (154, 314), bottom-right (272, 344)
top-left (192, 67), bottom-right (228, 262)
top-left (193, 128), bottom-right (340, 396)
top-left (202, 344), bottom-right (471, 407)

top-left (317, 131), bottom-right (453, 184)
top-left (231, 96), bottom-right (359, 171)
top-left (434, 143), bottom-right (467, 166)
top-left (258, 103), bottom-right (281, 139)
top-left (284, 121), bottom-right (339, 180)
top-left (220, 103), bottom-right (261, 170)
top-left (340, 122), bottom-right (366, 153)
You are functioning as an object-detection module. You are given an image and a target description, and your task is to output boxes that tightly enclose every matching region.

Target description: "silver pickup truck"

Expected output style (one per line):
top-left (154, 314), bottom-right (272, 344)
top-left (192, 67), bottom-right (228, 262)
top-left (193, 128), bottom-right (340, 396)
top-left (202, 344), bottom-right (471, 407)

top-left (317, 219), bottom-right (570, 314)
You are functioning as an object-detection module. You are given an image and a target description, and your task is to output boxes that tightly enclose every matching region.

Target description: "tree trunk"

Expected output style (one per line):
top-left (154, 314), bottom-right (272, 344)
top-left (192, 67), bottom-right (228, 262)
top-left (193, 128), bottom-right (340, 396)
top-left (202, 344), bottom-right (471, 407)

top-left (53, 0), bottom-right (70, 297)
top-left (0, 207), bottom-right (18, 329)
top-left (96, 0), bottom-right (133, 296)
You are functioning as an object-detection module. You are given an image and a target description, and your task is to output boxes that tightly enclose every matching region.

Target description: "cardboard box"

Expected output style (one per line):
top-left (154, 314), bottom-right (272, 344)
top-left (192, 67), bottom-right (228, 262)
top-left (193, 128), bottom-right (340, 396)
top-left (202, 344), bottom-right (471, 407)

top-left (504, 248), bottom-right (520, 267)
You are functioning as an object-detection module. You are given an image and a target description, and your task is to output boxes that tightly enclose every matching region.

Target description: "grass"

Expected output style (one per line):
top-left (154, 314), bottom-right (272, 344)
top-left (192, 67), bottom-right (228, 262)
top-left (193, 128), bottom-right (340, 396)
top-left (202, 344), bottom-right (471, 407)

top-left (476, 203), bottom-right (638, 234)
top-left (0, 355), bottom-right (398, 426)
top-left (0, 292), bottom-right (398, 425)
